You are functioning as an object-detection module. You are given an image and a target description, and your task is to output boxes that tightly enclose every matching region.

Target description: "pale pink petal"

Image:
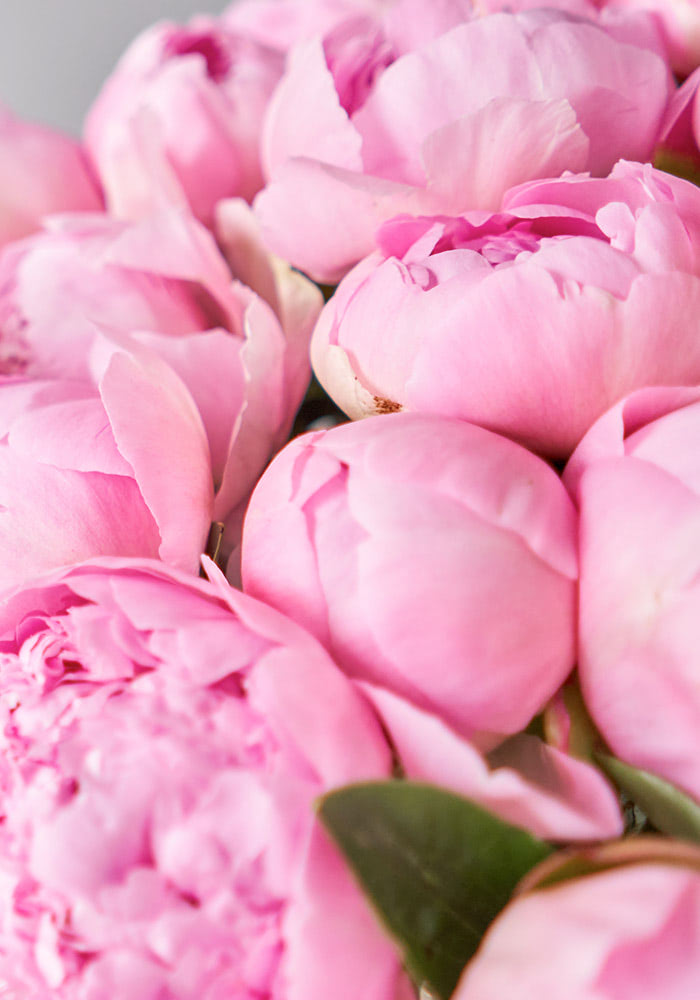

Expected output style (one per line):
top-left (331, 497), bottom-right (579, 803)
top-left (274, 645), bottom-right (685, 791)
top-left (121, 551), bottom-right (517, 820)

top-left (383, 0), bottom-right (474, 53)
top-left (85, 19), bottom-right (283, 222)
top-left (0, 453), bottom-right (160, 593)
top-left (224, 0), bottom-right (387, 49)
top-left (250, 646), bottom-right (391, 789)
top-left (529, 15), bottom-right (671, 172)
top-left (579, 458), bottom-right (700, 801)
top-left (0, 105), bottom-right (102, 247)
top-left (284, 825), bottom-right (404, 1000)
top-left (99, 349), bottom-right (213, 572)
top-left (215, 197), bottom-right (281, 313)
top-left (361, 683), bottom-right (623, 841)
top-left (423, 98), bottom-right (589, 212)
top-left (454, 865), bottom-right (700, 999)
top-left (353, 18), bottom-right (544, 185)
top-left (87, 105), bottom-right (191, 221)
top-left (262, 36), bottom-right (364, 178)
top-left (132, 329), bottom-right (246, 488)
top-left (564, 386), bottom-right (700, 502)
top-left (8, 397), bottom-right (132, 476)
top-left (254, 158), bottom-right (441, 282)
top-left (404, 269), bottom-right (700, 458)
top-left (212, 293), bottom-right (287, 523)
top-left (242, 414), bottom-right (578, 740)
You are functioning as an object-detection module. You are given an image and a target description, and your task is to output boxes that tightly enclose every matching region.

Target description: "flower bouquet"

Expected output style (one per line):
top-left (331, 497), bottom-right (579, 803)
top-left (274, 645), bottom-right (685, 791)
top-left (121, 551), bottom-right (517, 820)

top-left (2, 0), bottom-right (700, 996)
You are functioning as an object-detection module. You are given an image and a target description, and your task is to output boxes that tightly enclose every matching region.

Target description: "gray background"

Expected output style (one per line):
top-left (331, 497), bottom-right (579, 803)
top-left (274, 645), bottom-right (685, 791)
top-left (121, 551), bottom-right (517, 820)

top-left (0, 1), bottom-right (231, 135)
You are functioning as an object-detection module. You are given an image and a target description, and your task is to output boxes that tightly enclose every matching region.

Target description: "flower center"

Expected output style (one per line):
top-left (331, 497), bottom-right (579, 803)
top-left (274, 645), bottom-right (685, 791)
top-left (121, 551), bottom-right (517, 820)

top-left (165, 30), bottom-right (231, 82)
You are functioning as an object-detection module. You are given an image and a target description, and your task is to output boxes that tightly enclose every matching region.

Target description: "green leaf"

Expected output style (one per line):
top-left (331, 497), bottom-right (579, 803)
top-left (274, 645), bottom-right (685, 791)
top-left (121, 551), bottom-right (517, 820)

top-left (318, 781), bottom-right (553, 999)
top-left (596, 753), bottom-right (700, 845)
top-left (654, 148), bottom-right (700, 188)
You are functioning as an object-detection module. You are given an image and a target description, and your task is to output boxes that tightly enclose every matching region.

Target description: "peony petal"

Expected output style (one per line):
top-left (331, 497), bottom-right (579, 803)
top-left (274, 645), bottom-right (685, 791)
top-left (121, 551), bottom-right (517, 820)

top-left (284, 824), bottom-right (404, 1000)
top-left (361, 682), bottom-right (623, 841)
top-left (262, 36), bottom-right (364, 178)
top-left (423, 98), bottom-right (589, 212)
top-left (0, 452), bottom-right (160, 594)
top-left (99, 349), bottom-right (213, 573)
top-left (254, 157), bottom-right (441, 282)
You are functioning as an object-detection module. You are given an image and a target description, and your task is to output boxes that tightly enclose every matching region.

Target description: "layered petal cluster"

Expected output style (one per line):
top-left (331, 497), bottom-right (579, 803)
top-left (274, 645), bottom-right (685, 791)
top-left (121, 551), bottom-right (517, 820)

top-left (242, 412), bottom-right (578, 742)
top-left (2, 1), bottom-right (697, 992)
top-left (0, 105), bottom-right (102, 249)
top-left (312, 161), bottom-right (700, 457)
top-left (0, 206), bottom-right (321, 587)
top-left (241, 413), bottom-right (626, 839)
top-left (566, 387), bottom-right (700, 803)
top-left (454, 861), bottom-right (700, 998)
top-left (256, 3), bottom-right (672, 280)
top-left (0, 559), bottom-right (400, 1000)
top-left (84, 17), bottom-right (284, 225)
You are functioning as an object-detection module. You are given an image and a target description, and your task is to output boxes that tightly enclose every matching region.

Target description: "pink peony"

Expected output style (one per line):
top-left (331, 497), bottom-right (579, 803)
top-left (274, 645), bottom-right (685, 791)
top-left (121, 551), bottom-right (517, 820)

top-left (453, 861), bottom-right (700, 998)
top-left (256, 3), bottom-right (671, 281)
top-left (84, 17), bottom-right (284, 226)
top-left (0, 105), bottom-right (102, 249)
top-left (241, 411), bottom-right (623, 841)
top-left (0, 205), bottom-right (321, 588)
top-left (242, 412), bottom-right (578, 745)
top-left (312, 160), bottom-right (700, 458)
top-left (0, 558), bottom-right (402, 1000)
top-left (565, 386), bottom-right (700, 803)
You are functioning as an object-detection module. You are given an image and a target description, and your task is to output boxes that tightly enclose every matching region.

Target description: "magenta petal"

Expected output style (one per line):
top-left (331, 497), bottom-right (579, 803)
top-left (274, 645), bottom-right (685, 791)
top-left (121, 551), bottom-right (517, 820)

top-left (661, 67), bottom-right (700, 155)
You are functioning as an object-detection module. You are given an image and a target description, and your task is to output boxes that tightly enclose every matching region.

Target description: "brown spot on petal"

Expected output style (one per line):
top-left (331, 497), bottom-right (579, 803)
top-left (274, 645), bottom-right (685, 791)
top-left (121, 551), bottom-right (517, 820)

top-left (373, 396), bottom-right (402, 414)
top-left (200, 522), bottom-right (225, 578)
